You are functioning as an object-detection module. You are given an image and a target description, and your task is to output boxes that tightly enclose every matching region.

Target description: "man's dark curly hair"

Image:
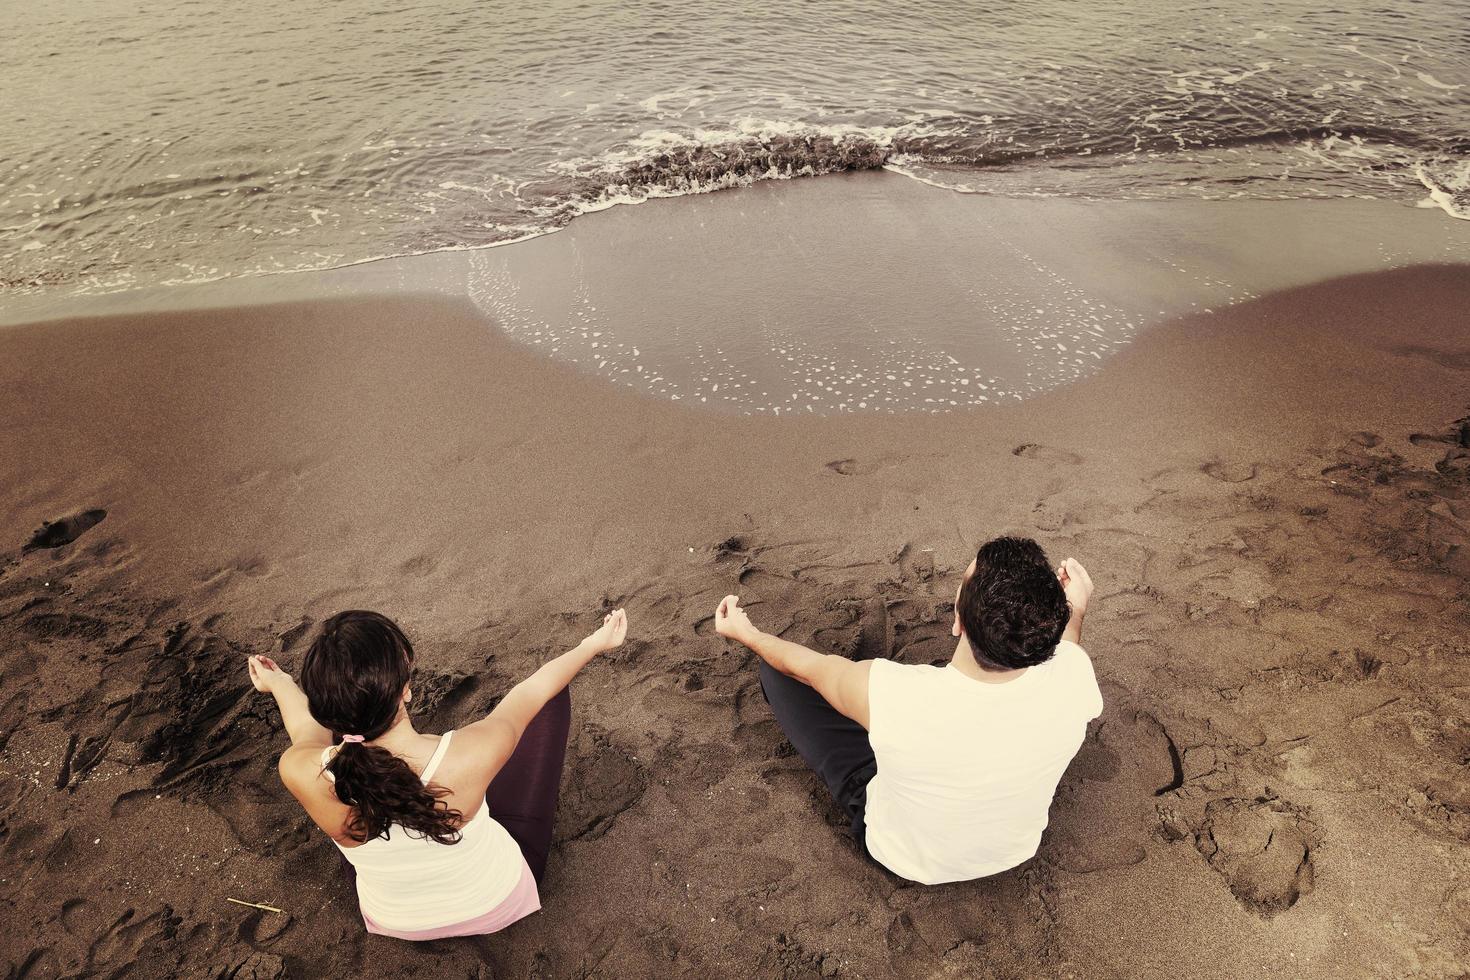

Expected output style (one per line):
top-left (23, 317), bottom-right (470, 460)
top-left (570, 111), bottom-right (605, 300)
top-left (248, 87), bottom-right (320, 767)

top-left (958, 537), bottom-right (1070, 670)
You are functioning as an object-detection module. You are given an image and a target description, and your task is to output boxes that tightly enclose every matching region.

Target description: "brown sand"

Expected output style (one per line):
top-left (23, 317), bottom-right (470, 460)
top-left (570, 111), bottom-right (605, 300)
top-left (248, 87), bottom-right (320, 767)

top-left (2, 262), bottom-right (1468, 979)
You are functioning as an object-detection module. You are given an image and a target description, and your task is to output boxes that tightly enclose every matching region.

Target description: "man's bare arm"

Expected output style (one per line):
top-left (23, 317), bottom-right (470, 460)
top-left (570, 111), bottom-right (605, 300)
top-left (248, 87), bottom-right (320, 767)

top-left (1057, 557), bottom-right (1093, 645)
top-left (714, 595), bottom-right (872, 729)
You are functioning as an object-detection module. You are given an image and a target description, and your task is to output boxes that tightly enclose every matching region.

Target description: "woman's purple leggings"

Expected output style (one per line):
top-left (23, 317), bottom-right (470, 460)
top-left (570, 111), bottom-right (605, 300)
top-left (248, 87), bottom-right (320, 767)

top-left (486, 686), bottom-right (571, 883)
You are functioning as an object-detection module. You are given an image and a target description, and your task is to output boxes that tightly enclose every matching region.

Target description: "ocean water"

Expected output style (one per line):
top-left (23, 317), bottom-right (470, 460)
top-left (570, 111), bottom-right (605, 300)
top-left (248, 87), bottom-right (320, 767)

top-left (2, 0), bottom-right (1467, 305)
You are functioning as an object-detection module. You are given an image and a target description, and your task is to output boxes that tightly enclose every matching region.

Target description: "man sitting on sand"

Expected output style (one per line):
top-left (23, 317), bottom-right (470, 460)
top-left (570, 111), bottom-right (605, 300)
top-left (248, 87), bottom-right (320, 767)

top-left (714, 537), bottom-right (1101, 884)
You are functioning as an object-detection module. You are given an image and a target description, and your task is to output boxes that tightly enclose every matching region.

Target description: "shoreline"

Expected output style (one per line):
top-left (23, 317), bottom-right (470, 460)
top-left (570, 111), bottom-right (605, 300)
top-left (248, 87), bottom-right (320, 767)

top-left (2, 257), bottom-right (1469, 977)
top-left (4, 151), bottom-right (1467, 316)
top-left (4, 173), bottom-right (1467, 419)
top-left (5, 172), bottom-right (1467, 324)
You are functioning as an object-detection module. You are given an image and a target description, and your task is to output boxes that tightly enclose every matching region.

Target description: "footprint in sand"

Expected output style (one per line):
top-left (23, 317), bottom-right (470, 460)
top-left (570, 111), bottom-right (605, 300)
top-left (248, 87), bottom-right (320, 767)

top-left (1043, 708), bottom-right (1176, 874)
top-left (276, 616), bottom-right (313, 652)
top-left (561, 726), bottom-right (647, 842)
top-left (1411, 413), bottom-right (1470, 475)
top-left (21, 611), bottom-right (107, 643)
top-left (884, 912), bottom-right (924, 962)
top-left (198, 555), bottom-right (272, 587)
top-left (87, 907), bottom-right (184, 973)
top-left (1194, 794), bottom-right (1318, 916)
top-left (50, 620), bottom-right (260, 796)
top-left (823, 453), bottom-right (917, 476)
top-left (60, 898), bottom-right (91, 937)
top-left (809, 595), bottom-right (892, 663)
top-left (737, 565), bottom-right (793, 593)
top-left (1408, 431), bottom-right (1453, 447)
top-left (397, 553), bottom-right (438, 577)
top-left (1012, 443), bottom-right (1083, 465)
top-left (825, 458), bottom-right (862, 475)
top-left (417, 670), bottom-right (505, 728)
top-left (887, 873), bottom-right (1051, 976)
top-left (887, 602), bottom-right (954, 665)
top-left (888, 541), bottom-right (939, 583)
top-left (1201, 459), bottom-right (1258, 483)
top-left (23, 508), bottom-right (106, 552)
top-left (42, 827), bottom-right (82, 873)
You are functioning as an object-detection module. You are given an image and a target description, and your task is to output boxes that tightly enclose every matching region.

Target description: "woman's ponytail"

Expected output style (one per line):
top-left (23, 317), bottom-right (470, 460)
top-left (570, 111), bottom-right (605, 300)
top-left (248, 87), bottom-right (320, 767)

top-left (324, 740), bottom-right (462, 844)
top-left (300, 611), bottom-right (463, 844)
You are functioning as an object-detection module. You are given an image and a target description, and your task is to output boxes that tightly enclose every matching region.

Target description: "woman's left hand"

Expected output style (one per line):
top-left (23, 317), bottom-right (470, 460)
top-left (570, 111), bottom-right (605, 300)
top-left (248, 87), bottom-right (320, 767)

top-left (247, 654), bottom-right (291, 694)
top-left (582, 608), bottom-right (628, 653)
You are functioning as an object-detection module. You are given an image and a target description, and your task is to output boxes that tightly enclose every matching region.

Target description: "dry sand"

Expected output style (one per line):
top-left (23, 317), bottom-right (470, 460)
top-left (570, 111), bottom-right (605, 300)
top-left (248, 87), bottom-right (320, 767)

top-left (1, 241), bottom-right (1468, 976)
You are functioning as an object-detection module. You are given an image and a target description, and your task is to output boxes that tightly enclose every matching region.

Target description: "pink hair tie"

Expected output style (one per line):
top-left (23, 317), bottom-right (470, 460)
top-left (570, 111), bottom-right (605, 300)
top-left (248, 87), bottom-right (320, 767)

top-left (340, 734), bottom-right (366, 744)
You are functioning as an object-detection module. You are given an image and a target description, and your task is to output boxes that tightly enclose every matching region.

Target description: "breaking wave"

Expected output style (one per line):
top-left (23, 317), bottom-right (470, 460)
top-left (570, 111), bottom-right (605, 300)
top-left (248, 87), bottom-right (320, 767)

top-left (526, 119), bottom-right (1470, 229)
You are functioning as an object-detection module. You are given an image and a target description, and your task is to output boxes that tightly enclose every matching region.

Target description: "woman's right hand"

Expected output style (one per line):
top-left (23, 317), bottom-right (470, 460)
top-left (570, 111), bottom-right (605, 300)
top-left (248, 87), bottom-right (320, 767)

top-left (247, 654), bottom-right (292, 694)
top-left (582, 608), bottom-right (628, 653)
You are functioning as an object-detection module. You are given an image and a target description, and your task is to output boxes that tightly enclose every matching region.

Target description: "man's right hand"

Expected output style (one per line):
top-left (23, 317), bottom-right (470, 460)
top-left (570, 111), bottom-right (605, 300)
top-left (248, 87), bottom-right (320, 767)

top-left (715, 595), bottom-right (760, 646)
top-left (1057, 558), bottom-right (1094, 620)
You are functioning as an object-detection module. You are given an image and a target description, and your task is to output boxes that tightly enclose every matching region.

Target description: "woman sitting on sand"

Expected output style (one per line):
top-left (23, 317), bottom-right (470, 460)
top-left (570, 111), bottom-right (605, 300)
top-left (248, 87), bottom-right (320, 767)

top-left (245, 607), bottom-right (627, 939)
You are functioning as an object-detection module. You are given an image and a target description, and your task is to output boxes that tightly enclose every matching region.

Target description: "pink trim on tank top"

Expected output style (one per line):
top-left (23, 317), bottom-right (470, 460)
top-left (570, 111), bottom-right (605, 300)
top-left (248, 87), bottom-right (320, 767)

top-left (361, 857), bottom-right (541, 940)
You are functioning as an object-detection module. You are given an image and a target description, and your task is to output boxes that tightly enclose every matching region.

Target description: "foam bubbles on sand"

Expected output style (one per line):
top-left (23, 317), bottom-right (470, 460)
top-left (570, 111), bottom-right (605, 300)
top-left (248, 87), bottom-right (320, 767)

top-left (459, 172), bottom-right (1470, 417)
top-left (962, 245), bottom-right (1142, 398)
top-left (462, 188), bottom-right (1140, 414)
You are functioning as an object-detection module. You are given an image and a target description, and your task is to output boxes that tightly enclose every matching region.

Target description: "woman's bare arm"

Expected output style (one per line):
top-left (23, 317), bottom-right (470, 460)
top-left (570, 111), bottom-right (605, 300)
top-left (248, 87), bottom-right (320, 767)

top-left (459, 609), bottom-right (627, 781)
top-left (248, 655), bottom-right (334, 746)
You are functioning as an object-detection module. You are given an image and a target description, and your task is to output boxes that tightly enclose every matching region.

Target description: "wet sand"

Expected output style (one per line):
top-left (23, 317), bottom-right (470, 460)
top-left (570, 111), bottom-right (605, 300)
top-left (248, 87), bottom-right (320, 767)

top-left (1, 217), bottom-right (1469, 975)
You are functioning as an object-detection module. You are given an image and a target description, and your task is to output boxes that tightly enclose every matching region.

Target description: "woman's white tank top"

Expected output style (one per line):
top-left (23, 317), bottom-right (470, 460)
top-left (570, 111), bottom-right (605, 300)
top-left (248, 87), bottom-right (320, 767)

top-left (321, 731), bottom-right (526, 932)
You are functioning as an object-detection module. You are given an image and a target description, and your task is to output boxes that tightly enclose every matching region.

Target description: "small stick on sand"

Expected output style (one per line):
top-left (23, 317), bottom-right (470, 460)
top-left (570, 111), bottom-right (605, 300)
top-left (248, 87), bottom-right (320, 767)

top-left (226, 898), bottom-right (284, 914)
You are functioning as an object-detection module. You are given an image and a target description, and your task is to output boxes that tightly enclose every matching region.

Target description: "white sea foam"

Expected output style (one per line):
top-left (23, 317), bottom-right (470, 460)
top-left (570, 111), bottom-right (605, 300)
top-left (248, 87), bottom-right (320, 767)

top-left (530, 117), bottom-right (956, 224)
top-left (1414, 161), bottom-right (1470, 220)
top-left (1415, 72), bottom-right (1462, 92)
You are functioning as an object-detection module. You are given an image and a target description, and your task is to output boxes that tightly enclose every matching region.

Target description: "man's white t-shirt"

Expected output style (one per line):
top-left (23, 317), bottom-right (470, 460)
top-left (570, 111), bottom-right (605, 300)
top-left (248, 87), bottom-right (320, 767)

top-left (863, 640), bottom-right (1103, 885)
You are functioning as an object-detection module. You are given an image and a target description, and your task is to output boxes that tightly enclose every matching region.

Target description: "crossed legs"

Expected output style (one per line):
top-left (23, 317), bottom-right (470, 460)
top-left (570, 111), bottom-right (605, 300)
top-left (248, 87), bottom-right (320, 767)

top-left (757, 661), bottom-right (876, 849)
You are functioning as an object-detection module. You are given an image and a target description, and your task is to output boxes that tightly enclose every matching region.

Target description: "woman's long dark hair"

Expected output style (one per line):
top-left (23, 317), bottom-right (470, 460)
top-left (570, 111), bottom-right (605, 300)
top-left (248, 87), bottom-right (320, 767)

top-left (299, 611), bottom-right (463, 844)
